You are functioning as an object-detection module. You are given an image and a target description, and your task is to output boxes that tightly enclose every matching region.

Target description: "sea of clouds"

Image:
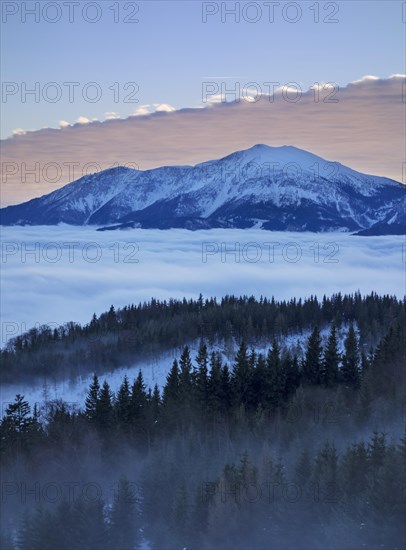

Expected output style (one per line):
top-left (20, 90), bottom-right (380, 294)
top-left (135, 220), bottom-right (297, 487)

top-left (1, 226), bottom-right (404, 348)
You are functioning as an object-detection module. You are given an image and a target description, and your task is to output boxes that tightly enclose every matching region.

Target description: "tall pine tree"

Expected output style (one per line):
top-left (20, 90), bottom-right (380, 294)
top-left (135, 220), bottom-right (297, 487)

top-left (302, 326), bottom-right (323, 385)
top-left (232, 341), bottom-right (251, 407)
top-left (85, 374), bottom-right (100, 422)
top-left (109, 476), bottom-right (139, 550)
top-left (322, 324), bottom-right (340, 387)
top-left (342, 324), bottom-right (360, 387)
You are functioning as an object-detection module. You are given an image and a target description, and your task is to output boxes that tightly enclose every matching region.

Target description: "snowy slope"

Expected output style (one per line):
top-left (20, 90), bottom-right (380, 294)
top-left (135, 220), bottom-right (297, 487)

top-left (1, 145), bottom-right (404, 233)
top-left (0, 325), bottom-right (354, 411)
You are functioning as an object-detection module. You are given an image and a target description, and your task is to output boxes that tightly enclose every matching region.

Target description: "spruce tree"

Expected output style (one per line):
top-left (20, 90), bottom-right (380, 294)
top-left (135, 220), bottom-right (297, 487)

top-left (163, 360), bottom-right (180, 404)
top-left (106, 305), bottom-right (117, 330)
top-left (367, 431), bottom-right (387, 476)
top-left (71, 497), bottom-right (107, 549)
top-left (189, 486), bottom-right (211, 547)
top-left (219, 364), bottom-right (232, 414)
top-left (172, 484), bottom-right (190, 546)
top-left (150, 383), bottom-right (161, 424)
top-left (312, 443), bottom-right (339, 519)
top-left (115, 375), bottom-right (131, 427)
top-left (208, 352), bottom-right (222, 418)
top-left (342, 324), bottom-right (360, 387)
top-left (163, 359), bottom-right (180, 430)
top-left (130, 371), bottom-right (148, 443)
top-left (131, 371), bottom-right (148, 419)
top-left (250, 353), bottom-right (267, 409)
top-left (232, 341), bottom-right (251, 407)
top-left (96, 381), bottom-right (113, 430)
top-left (85, 374), bottom-right (100, 422)
top-left (265, 340), bottom-right (285, 410)
top-left (1, 394), bottom-right (41, 456)
top-left (30, 507), bottom-right (58, 550)
top-left (294, 448), bottom-right (312, 487)
top-left (4, 394), bottom-right (32, 433)
top-left (341, 442), bottom-right (368, 498)
top-left (195, 340), bottom-right (209, 418)
top-left (179, 346), bottom-right (193, 409)
top-left (109, 476), bottom-right (138, 550)
top-left (322, 324), bottom-right (340, 387)
top-left (302, 326), bottom-right (323, 385)
top-left (285, 353), bottom-right (301, 396)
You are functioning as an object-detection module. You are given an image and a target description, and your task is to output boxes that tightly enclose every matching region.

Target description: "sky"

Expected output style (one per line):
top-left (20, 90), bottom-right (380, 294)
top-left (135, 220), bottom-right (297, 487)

top-left (1, 0), bottom-right (404, 137)
top-left (0, 1), bottom-right (405, 206)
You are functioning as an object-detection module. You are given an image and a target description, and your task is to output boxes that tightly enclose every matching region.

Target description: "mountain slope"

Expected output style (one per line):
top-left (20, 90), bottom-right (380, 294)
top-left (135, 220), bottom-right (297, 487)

top-left (1, 145), bottom-right (404, 233)
top-left (355, 196), bottom-right (406, 235)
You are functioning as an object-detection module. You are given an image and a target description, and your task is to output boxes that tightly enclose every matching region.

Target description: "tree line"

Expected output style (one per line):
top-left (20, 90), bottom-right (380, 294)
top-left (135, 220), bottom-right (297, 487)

top-left (1, 291), bottom-right (404, 383)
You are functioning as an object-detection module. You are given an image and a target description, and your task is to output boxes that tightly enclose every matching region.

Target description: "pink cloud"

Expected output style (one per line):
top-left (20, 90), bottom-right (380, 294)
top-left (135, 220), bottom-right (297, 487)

top-left (1, 76), bottom-right (404, 206)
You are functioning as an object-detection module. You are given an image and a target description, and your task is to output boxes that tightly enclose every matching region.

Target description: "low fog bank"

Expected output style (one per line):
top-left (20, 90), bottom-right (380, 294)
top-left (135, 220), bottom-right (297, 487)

top-left (1, 227), bottom-right (404, 345)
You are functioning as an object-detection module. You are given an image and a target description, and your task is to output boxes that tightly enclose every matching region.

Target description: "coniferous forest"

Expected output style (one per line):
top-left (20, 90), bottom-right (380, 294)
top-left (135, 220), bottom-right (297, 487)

top-left (1, 292), bottom-right (405, 549)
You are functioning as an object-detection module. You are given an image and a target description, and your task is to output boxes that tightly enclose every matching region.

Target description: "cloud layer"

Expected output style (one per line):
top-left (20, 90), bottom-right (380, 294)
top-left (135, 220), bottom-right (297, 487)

top-left (1, 76), bottom-right (405, 206)
top-left (1, 227), bottom-right (405, 348)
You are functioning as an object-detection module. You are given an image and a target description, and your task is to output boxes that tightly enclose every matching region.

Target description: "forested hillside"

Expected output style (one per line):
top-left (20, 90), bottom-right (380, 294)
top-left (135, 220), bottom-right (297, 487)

top-left (1, 294), bottom-right (405, 549)
top-left (2, 292), bottom-right (404, 383)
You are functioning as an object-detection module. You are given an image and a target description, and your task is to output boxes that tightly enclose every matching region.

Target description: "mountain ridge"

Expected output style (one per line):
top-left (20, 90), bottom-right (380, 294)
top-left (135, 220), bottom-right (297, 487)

top-left (1, 145), bottom-right (404, 234)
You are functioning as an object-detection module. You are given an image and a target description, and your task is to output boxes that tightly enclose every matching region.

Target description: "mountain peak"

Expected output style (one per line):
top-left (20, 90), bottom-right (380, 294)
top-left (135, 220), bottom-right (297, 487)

top-left (223, 143), bottom-right (327, 166)
top-left (1, 146), bottom-right (403, 234)
top-left (249, 143), bottom-right (296, 151)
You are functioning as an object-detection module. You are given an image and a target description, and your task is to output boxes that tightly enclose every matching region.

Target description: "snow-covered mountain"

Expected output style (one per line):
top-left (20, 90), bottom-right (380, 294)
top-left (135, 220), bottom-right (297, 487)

top-left (1, 145), bottom-right (404, 234)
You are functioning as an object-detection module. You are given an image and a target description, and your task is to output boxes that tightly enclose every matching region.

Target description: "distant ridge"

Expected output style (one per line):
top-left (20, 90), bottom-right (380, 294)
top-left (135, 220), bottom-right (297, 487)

top-left (1, 145), bottom-right (404, 235)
